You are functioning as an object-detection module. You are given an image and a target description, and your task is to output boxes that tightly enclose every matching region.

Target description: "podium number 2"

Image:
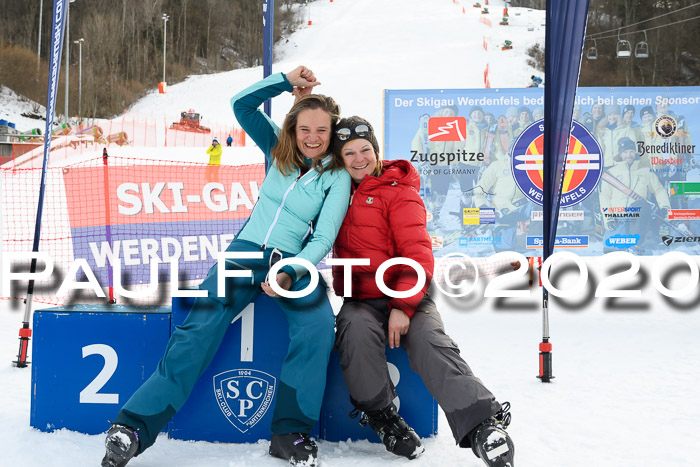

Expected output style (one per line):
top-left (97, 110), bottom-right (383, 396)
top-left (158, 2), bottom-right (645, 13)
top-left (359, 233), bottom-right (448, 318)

top-left (80, 344), bottom-right (119, 404)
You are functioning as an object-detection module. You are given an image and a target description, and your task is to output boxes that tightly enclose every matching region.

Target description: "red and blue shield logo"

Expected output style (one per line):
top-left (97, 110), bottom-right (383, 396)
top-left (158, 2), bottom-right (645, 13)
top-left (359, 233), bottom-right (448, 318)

top-left (511, 119), bottom-right (602, 208)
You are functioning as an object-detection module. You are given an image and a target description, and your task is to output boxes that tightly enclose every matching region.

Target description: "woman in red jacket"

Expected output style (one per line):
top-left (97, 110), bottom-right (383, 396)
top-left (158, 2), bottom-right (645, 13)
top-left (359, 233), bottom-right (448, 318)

top-left (331, 117), bottom-right (515, 467)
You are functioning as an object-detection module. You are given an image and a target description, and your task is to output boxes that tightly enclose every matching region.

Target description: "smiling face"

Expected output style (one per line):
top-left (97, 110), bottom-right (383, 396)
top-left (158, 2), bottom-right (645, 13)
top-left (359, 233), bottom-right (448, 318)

top-left (620, 148), bottom-right (636, 165)
top-left (592, 103), bottom-right (603, 119)
top-left (341, 138), bottom-right (378, 183)
top-left (295, 108), bottom-right (332, 160)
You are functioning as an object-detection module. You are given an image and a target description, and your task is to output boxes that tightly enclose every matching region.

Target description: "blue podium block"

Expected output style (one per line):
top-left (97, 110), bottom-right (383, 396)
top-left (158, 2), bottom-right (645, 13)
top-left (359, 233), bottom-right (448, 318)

top-left (320, 347), bottom-right (438, 442)
top-left (30, 305), bottom-right (171, 435)
top-left (168, 295), bottom-right (315, 443)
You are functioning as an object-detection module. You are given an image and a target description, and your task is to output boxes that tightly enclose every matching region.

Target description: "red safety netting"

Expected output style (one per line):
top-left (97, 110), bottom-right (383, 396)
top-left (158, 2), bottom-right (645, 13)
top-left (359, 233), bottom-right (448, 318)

top-left (1, 153), bottom-right (263, 306)
top-left (2, 147), bottom-right (517, 308)
top-left (0, 117), bottom-right (245, 170)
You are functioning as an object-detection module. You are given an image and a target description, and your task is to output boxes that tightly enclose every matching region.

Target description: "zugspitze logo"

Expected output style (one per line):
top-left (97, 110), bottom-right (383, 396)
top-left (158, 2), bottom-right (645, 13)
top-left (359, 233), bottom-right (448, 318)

top-left (654, 115), bottom-right (677, 139)
top-left (512, 119), bottom-right (602, 208)
top-left (428, 117), bottom-right (467, 141)
top-left (213, 369), bottom-right (276, 433)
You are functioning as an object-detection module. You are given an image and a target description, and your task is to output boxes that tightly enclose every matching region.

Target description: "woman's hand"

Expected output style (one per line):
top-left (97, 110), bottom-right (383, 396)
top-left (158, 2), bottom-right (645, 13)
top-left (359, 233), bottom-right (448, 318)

top-left (286, 66), bottom-right (320, 99)
top-left (292, 86), bottom-right (314, 102)
top-left (388, 308), bottom-right (411, 349)
top-left (261, 271), bottom-right (293, 298)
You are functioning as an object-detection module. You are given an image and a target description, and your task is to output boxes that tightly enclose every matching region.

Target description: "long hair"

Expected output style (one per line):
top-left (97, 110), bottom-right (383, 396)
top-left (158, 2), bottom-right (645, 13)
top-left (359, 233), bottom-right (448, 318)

top-left (271, 94), bottom-right (342, 176)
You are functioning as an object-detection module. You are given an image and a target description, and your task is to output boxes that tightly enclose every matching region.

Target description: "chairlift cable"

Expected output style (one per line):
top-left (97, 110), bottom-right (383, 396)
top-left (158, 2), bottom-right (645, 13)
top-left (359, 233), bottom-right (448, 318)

top-left (586, 2), bottom-right (700, 38)
top-left (586, 14), bottom-right (700, 41)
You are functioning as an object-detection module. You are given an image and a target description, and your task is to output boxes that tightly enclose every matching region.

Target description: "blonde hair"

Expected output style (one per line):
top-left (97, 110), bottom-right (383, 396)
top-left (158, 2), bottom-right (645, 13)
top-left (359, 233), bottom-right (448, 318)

top-left (271, 94), bottom-right (343, 176)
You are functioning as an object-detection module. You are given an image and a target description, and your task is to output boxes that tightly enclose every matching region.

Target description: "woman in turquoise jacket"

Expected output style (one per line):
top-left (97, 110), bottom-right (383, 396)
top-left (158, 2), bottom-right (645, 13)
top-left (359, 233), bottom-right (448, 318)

top-left (102, 66), bottom-right (351, 467)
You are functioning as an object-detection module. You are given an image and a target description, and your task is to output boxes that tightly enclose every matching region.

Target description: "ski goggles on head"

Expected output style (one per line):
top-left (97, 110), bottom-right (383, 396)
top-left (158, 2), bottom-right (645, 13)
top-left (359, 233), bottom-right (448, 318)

top-left (335, 124), bottom-right (371, 141)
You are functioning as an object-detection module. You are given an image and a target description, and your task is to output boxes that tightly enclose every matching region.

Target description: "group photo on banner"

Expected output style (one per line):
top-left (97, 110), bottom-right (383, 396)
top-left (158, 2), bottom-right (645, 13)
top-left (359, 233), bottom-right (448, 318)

top-left (385, 87), bottom-right (698, 256)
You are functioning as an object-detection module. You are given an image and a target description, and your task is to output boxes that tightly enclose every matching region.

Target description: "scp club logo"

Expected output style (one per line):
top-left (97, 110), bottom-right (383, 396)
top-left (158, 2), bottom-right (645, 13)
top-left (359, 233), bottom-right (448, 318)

top-left (213, 369), bottom-right (276, 433)
top-left (511, 119), bottom-right (602, 208)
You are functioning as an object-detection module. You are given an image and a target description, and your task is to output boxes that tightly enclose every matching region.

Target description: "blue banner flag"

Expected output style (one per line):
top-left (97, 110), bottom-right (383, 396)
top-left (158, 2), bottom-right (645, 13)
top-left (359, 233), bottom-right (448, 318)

top-left (543, 0), bottom-right (591, 261)
top-left (263, 0), bottom-right (274, 118)
top-left (36, 0), bottom-right (67, 251)
top-left (14, 0), bottom-right (68, 368)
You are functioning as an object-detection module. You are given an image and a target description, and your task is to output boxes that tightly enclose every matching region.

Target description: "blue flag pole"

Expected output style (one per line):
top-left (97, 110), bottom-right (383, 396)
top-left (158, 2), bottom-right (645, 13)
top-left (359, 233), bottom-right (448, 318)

top-left (262, 0), bottom-right (274, 172)
top-left (540, 0), bottom-right (590, 382)
top-left (14, 0), bottom-right (67, 368)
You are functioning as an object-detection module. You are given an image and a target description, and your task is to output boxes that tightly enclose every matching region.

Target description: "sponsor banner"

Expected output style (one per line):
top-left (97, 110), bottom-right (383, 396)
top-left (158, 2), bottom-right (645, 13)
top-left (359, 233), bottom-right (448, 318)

top-left (605, 234), bottom-right (640, 248)
top-left (661, 235), bottom-right (700, 246)
top-left (430, 236), bottom-right (443, 250)
top-left (70, 221), bottom-right (243, 285)
top-left (459, 236), bottom-right (503, 246)
top-left (429, 116), bottom-right (467, 141)
top-left (602, 206), bottom-right (641, 220)
top-left (667, 209), bottom-right (700, 220)
top-left (63, 164), bottom-right (264, 285)
top-left (385, 86), bottom-right (700, 256)
top-left (526, 235), bottom-right (589, 248)
top-left (670, 181), bottom-right (700, 196)
top-left (463, 208), bottom-right (495, 225)
top-left (63, 165), bottom-right (263, 227)
top-left (511, 120), bottom-right (602, 208)
top-left (532, 210), bottom-right (584, 221)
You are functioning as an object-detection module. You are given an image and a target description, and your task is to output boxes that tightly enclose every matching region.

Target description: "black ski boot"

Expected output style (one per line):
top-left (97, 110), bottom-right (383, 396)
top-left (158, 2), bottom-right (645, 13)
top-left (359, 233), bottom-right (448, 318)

top-left (269, 433), bottom-right (318, 466)
top-left (351, 404), bottom-right (424, 459)
top-left (469, 402), bottom-right (515, 467)
top-left (101, 423), bottom-right (139, 467)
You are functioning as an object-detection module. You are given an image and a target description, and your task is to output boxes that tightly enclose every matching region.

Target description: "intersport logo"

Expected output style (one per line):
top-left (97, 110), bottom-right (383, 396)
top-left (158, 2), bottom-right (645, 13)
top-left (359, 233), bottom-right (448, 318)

top-left (428, 117), bottom-right (467, 141)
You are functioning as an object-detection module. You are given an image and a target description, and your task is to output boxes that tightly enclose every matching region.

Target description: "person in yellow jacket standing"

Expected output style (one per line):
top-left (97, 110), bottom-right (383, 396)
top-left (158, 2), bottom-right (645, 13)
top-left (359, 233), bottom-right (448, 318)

top-left (205, 136), bottom-right (223, 183)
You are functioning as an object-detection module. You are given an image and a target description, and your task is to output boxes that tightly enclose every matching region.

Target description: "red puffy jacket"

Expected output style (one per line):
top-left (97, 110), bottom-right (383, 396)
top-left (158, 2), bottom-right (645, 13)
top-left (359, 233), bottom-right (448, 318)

top-left (332, 160), bottom-right (434, 318)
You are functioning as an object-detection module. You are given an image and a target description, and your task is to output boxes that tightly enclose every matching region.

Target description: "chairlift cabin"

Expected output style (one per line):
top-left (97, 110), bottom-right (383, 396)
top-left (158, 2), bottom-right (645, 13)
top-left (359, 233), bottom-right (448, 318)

top-left (587, 39), bottom-right (598, 60)
top-left (616, 30), bottom-right (631, 58)
top-left (635, 31), bottom-right (649, 58)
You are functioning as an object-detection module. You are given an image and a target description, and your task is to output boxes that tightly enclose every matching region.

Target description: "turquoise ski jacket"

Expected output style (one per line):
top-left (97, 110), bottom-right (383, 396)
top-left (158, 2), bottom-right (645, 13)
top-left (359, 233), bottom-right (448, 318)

top-left (230, 72), bottom-right (351, 283)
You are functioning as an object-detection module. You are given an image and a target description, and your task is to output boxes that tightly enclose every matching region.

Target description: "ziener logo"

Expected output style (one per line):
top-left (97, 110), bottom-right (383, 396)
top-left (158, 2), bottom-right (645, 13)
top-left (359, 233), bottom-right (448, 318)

top-left (213, 369), bottom-right (276, 433)
top-left (512, 120), bottom-right (602, 208)
top-left (428, 117), bottom-right (467, 141)
top-left (654, 115), bottom-right (677, 139)
top-left (661, 235), bottom-right (700, 246)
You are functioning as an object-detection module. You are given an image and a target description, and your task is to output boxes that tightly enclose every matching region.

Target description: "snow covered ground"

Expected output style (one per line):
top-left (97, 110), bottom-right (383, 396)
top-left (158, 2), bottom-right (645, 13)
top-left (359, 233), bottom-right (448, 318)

top-left (2, 0), bottom-right (700, 466)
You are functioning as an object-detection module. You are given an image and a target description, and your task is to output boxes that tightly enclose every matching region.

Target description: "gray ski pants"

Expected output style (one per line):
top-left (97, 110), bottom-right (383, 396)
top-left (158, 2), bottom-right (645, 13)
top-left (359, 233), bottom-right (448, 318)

top-left (335, 295), bottom-right (501, 446)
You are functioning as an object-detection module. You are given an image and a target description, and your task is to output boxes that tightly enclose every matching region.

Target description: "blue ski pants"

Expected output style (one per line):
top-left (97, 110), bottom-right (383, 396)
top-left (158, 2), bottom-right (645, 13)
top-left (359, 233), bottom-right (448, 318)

top-left (114, 239), bottom-right (336, 453)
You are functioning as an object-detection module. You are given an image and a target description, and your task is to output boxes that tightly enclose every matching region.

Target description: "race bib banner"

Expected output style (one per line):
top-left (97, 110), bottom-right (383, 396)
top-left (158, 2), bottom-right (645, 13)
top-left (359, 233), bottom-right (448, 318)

top-left (63, 161), bottom-right (264, 286)
top-left (385, 87), bottom-right (699, 256)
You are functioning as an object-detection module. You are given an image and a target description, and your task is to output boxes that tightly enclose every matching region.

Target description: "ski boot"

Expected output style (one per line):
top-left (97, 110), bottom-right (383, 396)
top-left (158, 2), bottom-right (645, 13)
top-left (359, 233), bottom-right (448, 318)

top-left (101, 423), bottom-right (139, 467)
top-left (269, 433), bottom-right (318, 466)
top-left (350, 404), bottom-right (425, 459)
top-left (468, 402), bottom-right (514, 467)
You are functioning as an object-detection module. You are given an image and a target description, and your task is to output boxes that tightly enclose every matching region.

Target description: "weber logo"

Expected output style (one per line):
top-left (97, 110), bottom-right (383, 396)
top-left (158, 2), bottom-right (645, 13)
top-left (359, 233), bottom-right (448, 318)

top-left (428, 117), bottom-right (467, 141)
top-left (605, 234), bottom-right (639, 248)
top-left (213, 369), bottom-right (276, 433)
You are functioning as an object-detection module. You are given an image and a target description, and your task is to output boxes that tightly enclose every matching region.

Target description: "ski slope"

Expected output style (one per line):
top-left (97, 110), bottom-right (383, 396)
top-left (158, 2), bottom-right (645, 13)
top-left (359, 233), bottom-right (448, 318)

top-left (2, 0), bottom-right (700, 466)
